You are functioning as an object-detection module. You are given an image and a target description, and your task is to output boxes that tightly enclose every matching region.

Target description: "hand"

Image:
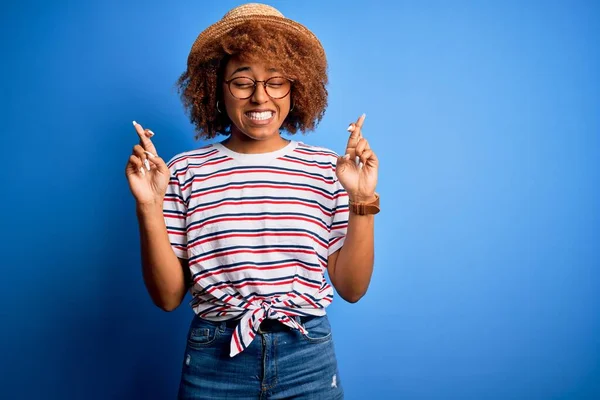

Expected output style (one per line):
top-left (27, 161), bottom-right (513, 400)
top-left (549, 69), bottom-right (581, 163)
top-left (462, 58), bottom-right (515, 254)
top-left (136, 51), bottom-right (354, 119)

top-left (125, 121), bottom-right (170, 206)
top-left (335, 114), bottom-right (379, 203)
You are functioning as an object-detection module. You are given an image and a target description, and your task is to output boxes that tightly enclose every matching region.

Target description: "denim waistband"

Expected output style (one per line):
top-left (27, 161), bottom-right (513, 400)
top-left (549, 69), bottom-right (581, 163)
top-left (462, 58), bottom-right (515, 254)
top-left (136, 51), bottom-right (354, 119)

top-left (221, 314), bottom-right (319, 332)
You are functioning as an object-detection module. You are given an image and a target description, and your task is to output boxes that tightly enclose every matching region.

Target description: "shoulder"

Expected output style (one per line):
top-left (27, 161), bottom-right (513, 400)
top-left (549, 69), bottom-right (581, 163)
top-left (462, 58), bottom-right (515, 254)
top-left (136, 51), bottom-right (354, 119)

top-left (292, 142), bottom-right (341, 164)
top-left (165, 143), bottom-right (219, 170)
top-left (289, 142), bottom-right (343, 190)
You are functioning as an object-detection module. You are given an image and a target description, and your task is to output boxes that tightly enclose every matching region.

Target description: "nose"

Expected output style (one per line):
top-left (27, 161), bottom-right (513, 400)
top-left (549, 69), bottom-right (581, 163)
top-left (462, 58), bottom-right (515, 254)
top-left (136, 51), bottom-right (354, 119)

top-left (251, 82), bottom-right (269, 104)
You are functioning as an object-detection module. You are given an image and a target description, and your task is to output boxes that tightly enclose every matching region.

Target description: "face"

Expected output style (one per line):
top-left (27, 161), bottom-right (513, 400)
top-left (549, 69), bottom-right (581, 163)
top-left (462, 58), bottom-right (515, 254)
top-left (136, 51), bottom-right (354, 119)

top-left (222, 55), bottom-right (291, 141)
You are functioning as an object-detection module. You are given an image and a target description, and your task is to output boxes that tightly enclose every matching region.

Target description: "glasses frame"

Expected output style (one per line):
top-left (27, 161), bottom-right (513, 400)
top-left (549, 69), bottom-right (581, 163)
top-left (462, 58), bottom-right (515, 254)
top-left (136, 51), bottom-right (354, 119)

top-left (223, 76), bottom-right (294, 100)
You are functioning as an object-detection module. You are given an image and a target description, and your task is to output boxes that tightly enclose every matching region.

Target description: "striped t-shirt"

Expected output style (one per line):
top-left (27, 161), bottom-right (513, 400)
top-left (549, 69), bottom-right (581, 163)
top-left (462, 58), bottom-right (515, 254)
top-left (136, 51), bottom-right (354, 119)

top-left (163, 140), bottom-right (349, 357)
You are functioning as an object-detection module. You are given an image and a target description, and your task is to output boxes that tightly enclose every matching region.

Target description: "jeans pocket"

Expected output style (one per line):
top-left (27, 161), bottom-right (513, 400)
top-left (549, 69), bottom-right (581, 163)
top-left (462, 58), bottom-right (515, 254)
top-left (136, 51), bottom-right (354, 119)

top-left (301, 316), bottom-right (332, 344)
top-left (187, 317), bottom-right (222, 348)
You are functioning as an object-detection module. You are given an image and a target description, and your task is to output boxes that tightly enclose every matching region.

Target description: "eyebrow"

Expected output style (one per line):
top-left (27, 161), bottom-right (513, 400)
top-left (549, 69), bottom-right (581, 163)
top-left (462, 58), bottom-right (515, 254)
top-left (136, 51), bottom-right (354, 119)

top-left (229, 66), bottom-right (279, 78)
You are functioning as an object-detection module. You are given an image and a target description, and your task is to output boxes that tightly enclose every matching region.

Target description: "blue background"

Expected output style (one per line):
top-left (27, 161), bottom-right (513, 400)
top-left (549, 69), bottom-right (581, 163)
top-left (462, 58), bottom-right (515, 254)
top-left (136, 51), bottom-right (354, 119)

top-left (1, 0), bottom-right (599, 398)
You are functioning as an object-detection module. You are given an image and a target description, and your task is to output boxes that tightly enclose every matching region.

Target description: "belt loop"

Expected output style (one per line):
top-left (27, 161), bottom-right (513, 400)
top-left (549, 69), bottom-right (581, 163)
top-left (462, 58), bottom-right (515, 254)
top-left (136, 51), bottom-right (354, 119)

top-left (294, 315), bottom-right (302, 326)
top-left (219, 321), bottom-right (226, 332)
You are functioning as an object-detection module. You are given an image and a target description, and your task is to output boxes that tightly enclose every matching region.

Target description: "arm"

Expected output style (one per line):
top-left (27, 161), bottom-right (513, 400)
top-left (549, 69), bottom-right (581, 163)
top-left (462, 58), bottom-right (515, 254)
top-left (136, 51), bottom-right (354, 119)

top-left (328, 113), bottom-right (379, 303)
top-left (328, 208), bottom-right (375, 303)
top-left (126, 121), bottom-right (191, 312)
top-left (137, 203), bottom-right (192, 311)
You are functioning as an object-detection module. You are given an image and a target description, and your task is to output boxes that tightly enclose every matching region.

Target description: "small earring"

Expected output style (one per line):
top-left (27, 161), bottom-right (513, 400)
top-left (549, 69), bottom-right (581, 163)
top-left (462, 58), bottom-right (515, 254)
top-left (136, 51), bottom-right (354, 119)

top-left (216, 101), bottom-right (222, 113)
top-left (290, 101), bottom-right (294, 112)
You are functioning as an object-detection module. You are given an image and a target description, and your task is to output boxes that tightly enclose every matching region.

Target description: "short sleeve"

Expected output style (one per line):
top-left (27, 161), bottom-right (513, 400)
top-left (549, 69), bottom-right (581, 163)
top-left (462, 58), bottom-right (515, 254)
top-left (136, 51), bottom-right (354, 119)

top-left (163, 159), bottom-right (188, 259)
top-left (328, 176), bottom-right (349, 256)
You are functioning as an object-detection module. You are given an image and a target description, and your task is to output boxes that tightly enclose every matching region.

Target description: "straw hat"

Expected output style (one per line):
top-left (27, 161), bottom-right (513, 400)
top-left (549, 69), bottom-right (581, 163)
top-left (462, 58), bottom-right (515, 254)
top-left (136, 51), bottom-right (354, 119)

top-left (187, 3), bottom-right (326, 68)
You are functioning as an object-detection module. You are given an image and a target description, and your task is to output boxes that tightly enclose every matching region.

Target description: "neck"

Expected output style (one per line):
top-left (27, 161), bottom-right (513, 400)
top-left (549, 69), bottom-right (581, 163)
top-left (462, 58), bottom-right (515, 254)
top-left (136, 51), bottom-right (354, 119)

top-left (223, 128), bottom-right (289, 154)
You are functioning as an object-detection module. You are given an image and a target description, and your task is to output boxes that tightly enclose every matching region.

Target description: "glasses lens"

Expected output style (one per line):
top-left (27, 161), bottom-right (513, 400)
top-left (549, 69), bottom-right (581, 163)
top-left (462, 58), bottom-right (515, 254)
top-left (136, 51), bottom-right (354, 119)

top-left (265, 77), bottom-right (291, 99)
top-left (229, 77), bottom-right (255, 99)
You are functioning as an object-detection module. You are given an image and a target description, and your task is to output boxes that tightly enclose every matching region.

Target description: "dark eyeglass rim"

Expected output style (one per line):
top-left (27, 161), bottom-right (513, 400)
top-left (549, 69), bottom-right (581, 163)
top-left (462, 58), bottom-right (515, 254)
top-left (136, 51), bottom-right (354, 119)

top-left (223, 76), bottom-right (294, 100)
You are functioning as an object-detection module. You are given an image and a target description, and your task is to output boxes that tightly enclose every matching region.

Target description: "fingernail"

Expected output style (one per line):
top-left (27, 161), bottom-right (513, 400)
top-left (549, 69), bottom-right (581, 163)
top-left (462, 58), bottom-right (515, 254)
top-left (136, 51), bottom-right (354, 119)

top-left (359, 162), bottom-right (364, 169)
top-left (146, 129), bottom-right (155, 137)
top-left (361, 113), bottom-right (366, 119)
top-left (355, 156), bottom-right (360, 166)
top-left (347, 124), bottom-right (354, 132)
top-left (132, 121), bottom-right (137, 127)
top-left (139, 167), bottom-right (145, 176)
top-left (144, 159), bottom-right (151, 171)
top-left (144, 151), bottom-right (156, 158)
top-left (343, 154), bottom-right (350, 160)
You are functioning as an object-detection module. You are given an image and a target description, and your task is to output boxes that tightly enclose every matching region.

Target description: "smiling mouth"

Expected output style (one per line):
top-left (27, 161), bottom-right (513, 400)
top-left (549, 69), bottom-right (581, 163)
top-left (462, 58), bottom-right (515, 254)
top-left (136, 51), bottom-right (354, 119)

top-left (245, 111), bottom-right (274, 121)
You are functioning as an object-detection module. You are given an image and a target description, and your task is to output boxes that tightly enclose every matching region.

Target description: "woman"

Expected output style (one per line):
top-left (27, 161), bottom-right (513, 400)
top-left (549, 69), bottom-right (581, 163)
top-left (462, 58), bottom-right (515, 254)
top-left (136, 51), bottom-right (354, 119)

top-left (125, 3), bottom-right (380, 399)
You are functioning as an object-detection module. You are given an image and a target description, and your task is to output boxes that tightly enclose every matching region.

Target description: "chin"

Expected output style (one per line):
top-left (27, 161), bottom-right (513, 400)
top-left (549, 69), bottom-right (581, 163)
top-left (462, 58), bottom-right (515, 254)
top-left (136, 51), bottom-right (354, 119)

top-left (235, 121), bottom-right (283, 140)
top-left (245, 128), bottom-right (279, 140)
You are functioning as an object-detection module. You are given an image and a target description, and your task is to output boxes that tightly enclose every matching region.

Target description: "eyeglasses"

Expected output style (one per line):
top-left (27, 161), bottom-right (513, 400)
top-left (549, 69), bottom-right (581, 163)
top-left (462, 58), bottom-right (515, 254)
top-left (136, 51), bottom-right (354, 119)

top-left (223, 76), bottom-right (294, 100)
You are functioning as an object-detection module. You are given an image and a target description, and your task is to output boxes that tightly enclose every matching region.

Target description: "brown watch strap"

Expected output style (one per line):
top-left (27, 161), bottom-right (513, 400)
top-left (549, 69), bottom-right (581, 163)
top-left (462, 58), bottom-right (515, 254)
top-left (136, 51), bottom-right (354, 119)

top-left (349, 193), bottom-right (380, 215)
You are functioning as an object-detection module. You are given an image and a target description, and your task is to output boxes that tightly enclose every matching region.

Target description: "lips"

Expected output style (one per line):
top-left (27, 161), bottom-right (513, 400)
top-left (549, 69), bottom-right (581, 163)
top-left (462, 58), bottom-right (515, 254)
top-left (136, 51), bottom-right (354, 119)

top-left (243, 109), bottom-right (276, 126)
top-left (245, 110), bottom-right (274, 121)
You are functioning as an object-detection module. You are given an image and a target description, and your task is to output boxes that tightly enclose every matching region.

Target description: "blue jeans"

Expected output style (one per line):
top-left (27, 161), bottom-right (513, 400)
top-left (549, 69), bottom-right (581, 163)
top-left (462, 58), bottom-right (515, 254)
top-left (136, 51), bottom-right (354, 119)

top-left (178, 314), bottom-right (344, 399)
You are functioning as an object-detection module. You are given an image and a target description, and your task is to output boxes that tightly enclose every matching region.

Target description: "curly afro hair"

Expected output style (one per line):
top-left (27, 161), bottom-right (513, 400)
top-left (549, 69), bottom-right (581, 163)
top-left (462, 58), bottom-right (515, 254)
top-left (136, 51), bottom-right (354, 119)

top-left (176, 20), bottom-right (328, 140)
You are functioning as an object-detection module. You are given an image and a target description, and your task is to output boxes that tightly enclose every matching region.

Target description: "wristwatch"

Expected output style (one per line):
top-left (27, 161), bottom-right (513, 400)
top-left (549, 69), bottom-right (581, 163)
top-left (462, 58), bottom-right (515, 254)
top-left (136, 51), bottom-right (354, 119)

top-left (349, 193), bottom-right (380, 215)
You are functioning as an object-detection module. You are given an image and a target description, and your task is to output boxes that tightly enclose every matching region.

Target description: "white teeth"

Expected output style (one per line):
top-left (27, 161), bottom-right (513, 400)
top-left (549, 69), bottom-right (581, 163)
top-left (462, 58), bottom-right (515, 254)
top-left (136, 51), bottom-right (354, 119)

top-left (246, 111), bottom-right (273, 120)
